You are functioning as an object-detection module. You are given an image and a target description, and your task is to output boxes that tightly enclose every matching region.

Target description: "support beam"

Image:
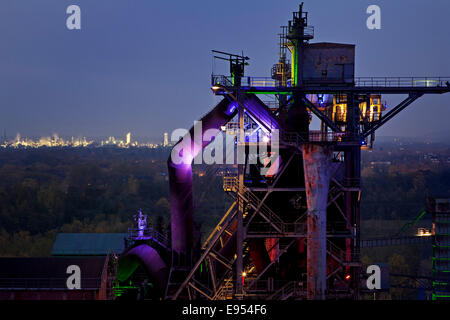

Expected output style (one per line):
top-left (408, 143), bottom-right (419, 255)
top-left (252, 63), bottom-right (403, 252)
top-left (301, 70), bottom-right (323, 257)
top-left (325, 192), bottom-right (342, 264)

top-left (189, 281), bottom-right (213, 300)
top-left (362, 93), bottom-right (423, 138)
top-left (171, 207), bottom-right (237, 299)
top-left (245, 153), bottom-right (294, 227)
top-left (303, 97), bottom-right (342, 133)
top-left (235, 90), bottom-right (245, 299)
top-left (246, 239), bottom-right (297, 289)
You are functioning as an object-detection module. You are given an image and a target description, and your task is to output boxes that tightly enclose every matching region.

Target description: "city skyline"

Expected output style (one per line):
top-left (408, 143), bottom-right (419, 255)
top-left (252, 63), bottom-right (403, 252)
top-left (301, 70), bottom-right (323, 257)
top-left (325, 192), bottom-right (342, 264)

top-left (0, 131), bottom-right (172, 148)
top-left (0, 1), bottom-right (449, 139)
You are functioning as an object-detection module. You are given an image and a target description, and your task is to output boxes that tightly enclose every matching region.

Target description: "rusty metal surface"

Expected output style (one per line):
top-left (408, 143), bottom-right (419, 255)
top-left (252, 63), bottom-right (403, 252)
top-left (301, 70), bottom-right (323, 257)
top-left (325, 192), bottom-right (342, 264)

top-left (303, 144), bottom-right (333, 300)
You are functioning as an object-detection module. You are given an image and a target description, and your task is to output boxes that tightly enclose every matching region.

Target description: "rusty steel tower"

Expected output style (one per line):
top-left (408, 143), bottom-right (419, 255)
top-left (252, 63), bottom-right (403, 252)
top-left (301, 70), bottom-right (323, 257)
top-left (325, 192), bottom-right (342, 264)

top-left (160, 3), bottom-right (450, 300)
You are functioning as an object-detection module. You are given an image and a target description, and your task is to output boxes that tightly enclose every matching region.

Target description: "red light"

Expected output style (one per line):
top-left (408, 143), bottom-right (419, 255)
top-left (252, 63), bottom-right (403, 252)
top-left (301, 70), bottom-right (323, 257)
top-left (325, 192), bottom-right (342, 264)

top-left (345, 274), bottom-right (351, 280)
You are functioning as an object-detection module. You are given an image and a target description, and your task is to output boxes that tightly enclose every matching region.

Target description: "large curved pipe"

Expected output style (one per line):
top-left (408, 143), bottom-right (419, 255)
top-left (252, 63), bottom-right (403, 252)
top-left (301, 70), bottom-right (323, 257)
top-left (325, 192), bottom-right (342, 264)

top-left (242, 94), bottom-right (280, 132)
top-left (117, 244), bottom-right (169, 296)
top-left (168, 94), bottom-right (280, 271)
top-left (168, 97), bottom-right (237, 258)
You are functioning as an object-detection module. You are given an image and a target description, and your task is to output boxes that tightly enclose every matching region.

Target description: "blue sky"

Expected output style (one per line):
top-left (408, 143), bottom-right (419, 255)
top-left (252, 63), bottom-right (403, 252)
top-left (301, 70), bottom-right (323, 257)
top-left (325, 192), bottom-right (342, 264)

top-left (0, 0), bottom-right (449, 141)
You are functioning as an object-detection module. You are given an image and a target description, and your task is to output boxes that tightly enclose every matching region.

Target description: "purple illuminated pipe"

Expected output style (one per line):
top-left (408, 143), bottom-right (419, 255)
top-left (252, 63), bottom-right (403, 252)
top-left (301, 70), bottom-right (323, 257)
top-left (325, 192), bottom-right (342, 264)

top-left (168, 97), bottom-right (237, 261)
top-left (242, 94), bottom-right (280, 132)
top-left (118, 244), bottom-right (168, 295)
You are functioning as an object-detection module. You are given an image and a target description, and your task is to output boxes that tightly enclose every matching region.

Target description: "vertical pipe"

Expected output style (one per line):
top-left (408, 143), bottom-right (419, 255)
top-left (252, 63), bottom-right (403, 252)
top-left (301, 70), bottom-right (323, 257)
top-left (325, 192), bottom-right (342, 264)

top-left (344, 93), bottom-right (362, 299)
top-left (352, 146), bottom-right (361, 299)
top-left (303, 143), bottom-right (333, 300)
top-left (235, 91), bottom-right (244, 298)
top-left (345, 149), bottom-right (352, 270)
top-left (287, 8), bottom-right (309, 138)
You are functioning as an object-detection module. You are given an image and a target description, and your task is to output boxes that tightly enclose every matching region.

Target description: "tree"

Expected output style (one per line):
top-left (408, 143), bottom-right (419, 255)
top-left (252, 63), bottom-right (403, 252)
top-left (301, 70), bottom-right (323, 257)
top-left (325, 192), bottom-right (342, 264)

top-left (155, 197), bottom-right (170, 218)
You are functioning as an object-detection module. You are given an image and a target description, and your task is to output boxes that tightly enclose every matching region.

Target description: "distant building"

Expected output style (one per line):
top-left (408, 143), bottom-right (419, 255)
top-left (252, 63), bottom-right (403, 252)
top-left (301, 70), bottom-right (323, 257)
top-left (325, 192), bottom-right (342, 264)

top-left (126, 132), bottom-right (131, 145)
top-left (0, 233), bottom-right (126, 300)
top-left (0, 257), bottom-right (115, 300)
top-left (369, 161), bottom-right (392, 166)
top-left (429, 198), bottom-right (450, 300)
top-left (163, 132), bottom-right (169, 147)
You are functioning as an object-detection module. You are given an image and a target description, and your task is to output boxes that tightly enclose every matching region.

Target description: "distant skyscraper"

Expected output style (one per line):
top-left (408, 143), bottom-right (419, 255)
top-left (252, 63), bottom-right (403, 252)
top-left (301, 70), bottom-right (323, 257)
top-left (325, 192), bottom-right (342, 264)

top-left (126, 132), bottom-right (131, 145)
top-left (163, 132), bottom-right (169, 147)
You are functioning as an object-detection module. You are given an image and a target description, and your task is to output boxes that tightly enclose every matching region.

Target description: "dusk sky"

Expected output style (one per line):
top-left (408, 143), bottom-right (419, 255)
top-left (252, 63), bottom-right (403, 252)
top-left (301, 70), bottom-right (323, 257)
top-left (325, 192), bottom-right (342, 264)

top-left (0, 0), bottom-right (449, 142)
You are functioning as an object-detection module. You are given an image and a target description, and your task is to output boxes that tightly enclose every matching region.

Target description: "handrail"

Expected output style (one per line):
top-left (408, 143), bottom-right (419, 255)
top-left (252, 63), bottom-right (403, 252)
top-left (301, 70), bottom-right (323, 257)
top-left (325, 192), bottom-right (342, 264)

top-left (127, 226), bottom-right (170, 250)
top-left (355, 77), bottom-right (450, 87)
top-left (172, 206), bottom-right (238, 299)
top-left (327, 239), bottom-right (345, 262)
top-left (214, 277), bottom-right (234, 300)
top-left (266, 281), bottom-right (298, 300)
top-left (224, 176), bottom-right (310, 235)
top-left (223, 176), bottom-right (284, 226)
top-left (0, 277), bottom-right (102, 289)
top-left (212, 75), bottom-right (450, 88)
top-left (201, 201), bottom-right (237, 250)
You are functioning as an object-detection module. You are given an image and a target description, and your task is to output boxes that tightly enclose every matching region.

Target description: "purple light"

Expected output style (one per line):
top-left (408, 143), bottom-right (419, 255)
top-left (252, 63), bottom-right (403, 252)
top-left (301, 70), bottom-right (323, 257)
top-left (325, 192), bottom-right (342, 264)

top-left (225, 103), bottom-right (238, 116)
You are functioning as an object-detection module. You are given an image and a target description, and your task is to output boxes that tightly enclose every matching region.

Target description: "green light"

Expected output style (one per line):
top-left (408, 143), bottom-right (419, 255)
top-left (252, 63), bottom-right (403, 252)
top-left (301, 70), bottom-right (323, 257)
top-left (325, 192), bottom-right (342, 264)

top-left (246, 91), bottom-right (292, 95)
top-left (291, 44), bottom-right (298, 87)
top-left (434, 294), bottom-right (450, 298)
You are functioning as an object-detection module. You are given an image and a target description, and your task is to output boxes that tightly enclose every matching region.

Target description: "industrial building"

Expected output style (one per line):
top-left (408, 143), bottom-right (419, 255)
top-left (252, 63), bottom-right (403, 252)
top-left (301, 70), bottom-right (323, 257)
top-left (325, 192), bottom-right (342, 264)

top-left (0, 233), bottom-right (124, 300)
top-left (0, 3), bottom-right (449, 301)
top-left (113, 3), bottom-right (450, 300)
top-left (0, 256), bottom-right (115, 300)
top-left (430, 198), bottom-right (450, 300)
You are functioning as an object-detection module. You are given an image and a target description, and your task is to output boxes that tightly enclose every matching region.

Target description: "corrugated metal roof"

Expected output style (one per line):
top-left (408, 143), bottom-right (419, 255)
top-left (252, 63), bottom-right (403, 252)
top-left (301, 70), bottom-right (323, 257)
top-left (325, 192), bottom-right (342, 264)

top-left (51, 233), bottom-right (127, 256)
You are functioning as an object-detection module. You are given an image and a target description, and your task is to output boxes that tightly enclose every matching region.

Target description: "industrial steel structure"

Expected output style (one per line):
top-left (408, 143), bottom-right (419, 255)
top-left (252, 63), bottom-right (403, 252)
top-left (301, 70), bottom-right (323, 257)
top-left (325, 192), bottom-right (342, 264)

top-left (429, 198), bottom-right (450, 300)
top-left (115, 3), bottom-right (450, 300)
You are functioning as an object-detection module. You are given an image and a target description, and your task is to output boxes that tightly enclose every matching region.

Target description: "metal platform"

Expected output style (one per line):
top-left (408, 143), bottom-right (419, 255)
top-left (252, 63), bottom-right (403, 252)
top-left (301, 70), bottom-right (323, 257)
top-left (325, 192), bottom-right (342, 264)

top-left (212, 75), bottom-right (450, 94)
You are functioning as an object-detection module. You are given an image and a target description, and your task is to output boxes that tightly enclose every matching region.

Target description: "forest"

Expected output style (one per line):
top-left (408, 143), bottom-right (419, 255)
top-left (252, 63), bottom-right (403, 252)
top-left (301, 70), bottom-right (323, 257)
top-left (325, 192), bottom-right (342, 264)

top-left (0, 143), bottom-right (449, 299)
top-left (0, 147), bottom-right (231, 256)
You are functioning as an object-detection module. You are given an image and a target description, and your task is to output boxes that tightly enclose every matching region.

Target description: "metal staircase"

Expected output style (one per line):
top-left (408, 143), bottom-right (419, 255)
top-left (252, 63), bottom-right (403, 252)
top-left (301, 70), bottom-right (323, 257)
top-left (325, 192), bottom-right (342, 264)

top-left (327, 239), bottom-right (345, 264)
top-left (168, 200), bottom-right (239, 300)
top-left (213, 275), bottom-right (234, 300)
top-left (223, 176), bottom-right (309, 236)
top-left (223, 176), bottom-right (284, 231)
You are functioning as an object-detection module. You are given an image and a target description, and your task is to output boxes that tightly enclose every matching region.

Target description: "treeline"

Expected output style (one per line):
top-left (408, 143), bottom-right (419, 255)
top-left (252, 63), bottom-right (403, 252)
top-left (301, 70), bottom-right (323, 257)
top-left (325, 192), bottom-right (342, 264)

top-left (0, 214), bottom-right (131, 257)
top-left (0, 148), bottom-right (170, 234)
top-left (359, 162), bottom-right (450, 299)
top-left (0, 148), bottom-right (231, 256)
top-left (361, 165), bottom-right (450, 220)
top-left (1, 146), bottom-right (449, 299)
